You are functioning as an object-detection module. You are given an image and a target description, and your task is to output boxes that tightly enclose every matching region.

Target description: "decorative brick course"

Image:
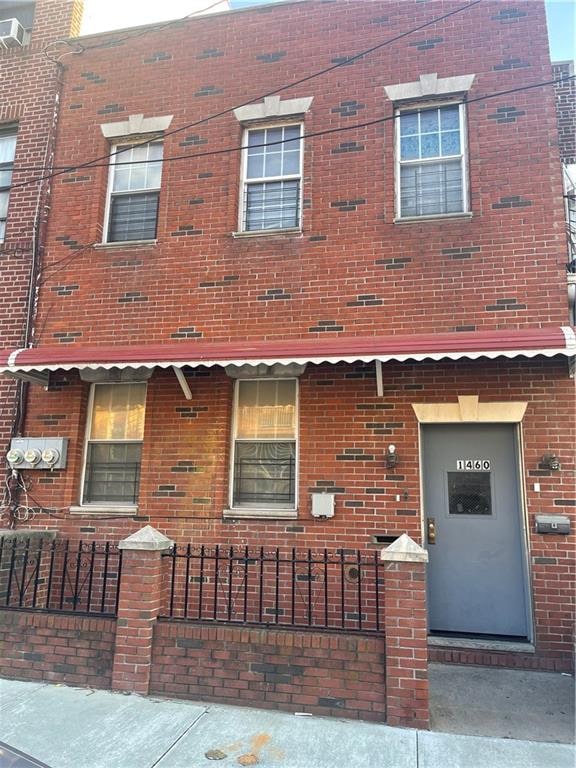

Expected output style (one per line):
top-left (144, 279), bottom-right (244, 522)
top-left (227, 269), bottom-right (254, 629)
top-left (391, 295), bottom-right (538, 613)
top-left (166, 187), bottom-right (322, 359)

top-left (409, 36), bottom-right (444, 50)
top-left (493, 58), bottom-right (531, 70)
top-left (0, 610), bottom-right (115, 689)
top-left (150, 622), bottom-right (386, 721)
top-left (331, 100), bottom-right (365, 117)
top-left (487, 105), bottom-right (527, 123)
top-left (256, 51), bottom-right (286, 63)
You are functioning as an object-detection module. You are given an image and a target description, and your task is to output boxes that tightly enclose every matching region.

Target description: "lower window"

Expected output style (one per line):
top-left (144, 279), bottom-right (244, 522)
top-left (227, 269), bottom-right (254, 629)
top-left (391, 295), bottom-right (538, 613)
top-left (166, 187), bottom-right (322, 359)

top-left (231, 379), bottom-right (297, 509)
top-left (82, 382), bottom-right (146, 505)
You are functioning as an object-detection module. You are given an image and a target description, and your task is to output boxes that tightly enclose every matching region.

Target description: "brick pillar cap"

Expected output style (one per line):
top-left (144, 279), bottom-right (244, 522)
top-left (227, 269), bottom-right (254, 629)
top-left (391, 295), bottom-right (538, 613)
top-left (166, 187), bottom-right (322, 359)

top-left (381, 533), bottom-right (429, 563)
top-left (118, 525), bottom-right (174, 551)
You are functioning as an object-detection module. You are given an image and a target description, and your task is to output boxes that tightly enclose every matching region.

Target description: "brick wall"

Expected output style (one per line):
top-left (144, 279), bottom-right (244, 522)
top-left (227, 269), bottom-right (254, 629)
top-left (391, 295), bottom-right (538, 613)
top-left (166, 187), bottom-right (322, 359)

top-left (33, 0), bottom-right (567, 349)
top-left (150, 621), bottom-right (386, 721)
top-left (428, 646), bottom-right (572, 673)
top-left (0, 0), bottom-right (84, 458)
top-left (17, 358), bottom-right (575, 672)
top-left (2, 0), bottom-right (574, 678)
top-left (553, 60), bottom-right (576, 164)
top-left (0, 610), bottom-right (116, 688)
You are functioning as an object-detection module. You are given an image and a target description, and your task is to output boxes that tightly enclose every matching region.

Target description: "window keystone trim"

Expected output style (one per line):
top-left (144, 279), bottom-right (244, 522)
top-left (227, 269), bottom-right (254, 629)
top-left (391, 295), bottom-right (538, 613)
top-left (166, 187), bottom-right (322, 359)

top-left (384, 73), bottom-right (475, 102)
top-left (233, 95), bottom-right (313, 123)
top-left (100, 113), bottom-right (173, 138)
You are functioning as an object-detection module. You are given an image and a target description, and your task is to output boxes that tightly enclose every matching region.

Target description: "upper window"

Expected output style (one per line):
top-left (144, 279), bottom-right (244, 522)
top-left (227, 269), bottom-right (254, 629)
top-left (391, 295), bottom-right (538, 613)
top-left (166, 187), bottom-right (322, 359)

top-left (82, 383), bottom-right (146, 505)
top-left (231, 379), bottom-right (297, 509)
top-left (240, 124), bottom-right (302, 232)
top-left (0, 130), bottom-right (17, 242)
top-left (105, 141), bottom-right (163, 242)
top-left (396, 103), bottom-right (468, 218)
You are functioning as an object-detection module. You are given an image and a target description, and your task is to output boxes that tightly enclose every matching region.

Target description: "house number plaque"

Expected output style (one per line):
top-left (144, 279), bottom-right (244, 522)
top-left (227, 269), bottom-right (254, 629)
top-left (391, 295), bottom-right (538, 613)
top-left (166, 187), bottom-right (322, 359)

top-left (456, 459), bottom-right (491, 471)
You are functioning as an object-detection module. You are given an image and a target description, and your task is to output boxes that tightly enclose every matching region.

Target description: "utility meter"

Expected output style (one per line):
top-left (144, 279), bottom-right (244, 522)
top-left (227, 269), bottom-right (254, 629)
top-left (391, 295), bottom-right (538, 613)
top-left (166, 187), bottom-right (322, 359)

top-left (6, 448), bottom-right (24, 466)
top-left (41, 447), bottom-right (60, 466)
top-left (23, 448), bottom-right (42, 465)
top-left (7, 438), bottom-right (68, 469)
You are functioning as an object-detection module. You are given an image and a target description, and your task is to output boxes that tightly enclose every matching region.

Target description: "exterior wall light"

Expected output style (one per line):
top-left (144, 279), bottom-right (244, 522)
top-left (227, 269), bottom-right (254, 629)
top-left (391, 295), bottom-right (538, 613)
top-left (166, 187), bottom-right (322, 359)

top-left (386, 444), bottom-right (398, 469)
top-left (541, 453), bottom-right (561, 471)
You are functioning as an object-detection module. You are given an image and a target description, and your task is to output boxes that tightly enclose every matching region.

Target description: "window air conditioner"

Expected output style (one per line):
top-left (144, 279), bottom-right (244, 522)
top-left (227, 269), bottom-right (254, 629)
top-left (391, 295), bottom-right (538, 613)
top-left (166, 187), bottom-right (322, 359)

top-left (0, 18), bottom-right (25, 48)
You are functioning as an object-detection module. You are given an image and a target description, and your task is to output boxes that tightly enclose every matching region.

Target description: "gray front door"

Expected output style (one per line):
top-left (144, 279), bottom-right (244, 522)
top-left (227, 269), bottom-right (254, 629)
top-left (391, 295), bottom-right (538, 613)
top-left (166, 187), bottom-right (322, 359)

top-left (422, 424), bottom-right (529, 638)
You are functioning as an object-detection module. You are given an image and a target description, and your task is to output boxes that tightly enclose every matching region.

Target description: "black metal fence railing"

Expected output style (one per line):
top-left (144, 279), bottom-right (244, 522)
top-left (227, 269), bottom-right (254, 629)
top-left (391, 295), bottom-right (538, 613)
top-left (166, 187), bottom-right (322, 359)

top-left (162, 545), bottom-right (384, 633)
top-left (0, 538), bottom-right (122, 616)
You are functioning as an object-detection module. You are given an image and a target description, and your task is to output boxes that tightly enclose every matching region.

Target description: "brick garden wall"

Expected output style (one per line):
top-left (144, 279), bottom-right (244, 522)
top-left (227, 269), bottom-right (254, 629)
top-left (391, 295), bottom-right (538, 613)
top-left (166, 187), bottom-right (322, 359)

top-left (150, 621), bottom-right (386, 721)
top-left (0, 610), bottom-right (116, 688)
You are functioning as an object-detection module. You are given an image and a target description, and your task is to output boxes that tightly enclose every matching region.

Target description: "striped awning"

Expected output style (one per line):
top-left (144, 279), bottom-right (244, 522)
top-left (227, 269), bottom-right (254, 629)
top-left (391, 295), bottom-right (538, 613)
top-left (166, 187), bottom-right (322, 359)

top-left (1, 327), bottom-right (574, 384)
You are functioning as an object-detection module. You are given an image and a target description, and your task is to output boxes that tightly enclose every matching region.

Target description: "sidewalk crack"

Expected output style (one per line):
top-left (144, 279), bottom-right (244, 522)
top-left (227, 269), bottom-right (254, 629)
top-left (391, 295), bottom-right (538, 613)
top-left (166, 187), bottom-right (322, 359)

top-left (148, 708), bottom-right (210, 767)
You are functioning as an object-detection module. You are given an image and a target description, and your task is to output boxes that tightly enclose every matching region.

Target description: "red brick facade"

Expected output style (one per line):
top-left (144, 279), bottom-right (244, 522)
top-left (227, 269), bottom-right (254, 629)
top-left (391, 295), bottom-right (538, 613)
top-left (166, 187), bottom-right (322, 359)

top-left (553, 60), bottom-right (576, 165)
top-left (0, 0), bottom-right (82, 449)
top-left (2, 0), bottom-right (575, 685)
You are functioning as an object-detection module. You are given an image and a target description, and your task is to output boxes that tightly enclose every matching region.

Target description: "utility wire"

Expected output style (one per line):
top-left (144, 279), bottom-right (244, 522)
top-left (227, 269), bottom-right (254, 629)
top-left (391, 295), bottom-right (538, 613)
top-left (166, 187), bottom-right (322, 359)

top-left (78, 0), bottom-right (229, 52)
top-left (30, 70), bottom-right (576, 289)
top-left (8, 0), bottom-right (483, 192)
top-left (10, 72), bottom-right (576, 177)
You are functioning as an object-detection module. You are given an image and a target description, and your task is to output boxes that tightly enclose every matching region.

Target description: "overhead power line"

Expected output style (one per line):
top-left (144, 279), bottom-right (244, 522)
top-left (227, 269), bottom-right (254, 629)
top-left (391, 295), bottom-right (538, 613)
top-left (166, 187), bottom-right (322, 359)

top-left (10, 73), bottom-right (576, 176)
top-left (78, 0), bottom-right (230, 52)
top-left (10, 0), bottom-right (483, 192)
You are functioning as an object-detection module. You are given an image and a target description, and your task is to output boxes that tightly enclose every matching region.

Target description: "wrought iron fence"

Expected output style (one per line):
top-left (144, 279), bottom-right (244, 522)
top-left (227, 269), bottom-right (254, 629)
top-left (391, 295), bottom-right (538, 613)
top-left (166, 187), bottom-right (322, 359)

top-left (162, 545), bottom-right (384, 633)
top-left (0, 538), bottom-right (122, 616)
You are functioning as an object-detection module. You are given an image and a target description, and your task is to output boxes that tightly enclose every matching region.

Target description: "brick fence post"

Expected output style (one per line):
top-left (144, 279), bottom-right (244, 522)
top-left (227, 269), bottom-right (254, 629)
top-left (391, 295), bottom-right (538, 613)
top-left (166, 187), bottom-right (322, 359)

top-left (381, 533), bottom-right (429, 729)
top-left (112, 525), bottom-right (173, 695)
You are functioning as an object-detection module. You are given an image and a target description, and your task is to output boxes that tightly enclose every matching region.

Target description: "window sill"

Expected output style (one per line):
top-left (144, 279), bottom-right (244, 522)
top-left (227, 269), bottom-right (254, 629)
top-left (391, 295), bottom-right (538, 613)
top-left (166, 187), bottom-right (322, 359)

top-left (394, 212), bottom-right (473, 224)
top-left (232, 228), bottom-right (302, 239)
top-left (93, 240), bottom-right (157, 249)
top-left (69, 505), bottom-right (138, 516)
top-left (223, 508), bottom-right (298, 520)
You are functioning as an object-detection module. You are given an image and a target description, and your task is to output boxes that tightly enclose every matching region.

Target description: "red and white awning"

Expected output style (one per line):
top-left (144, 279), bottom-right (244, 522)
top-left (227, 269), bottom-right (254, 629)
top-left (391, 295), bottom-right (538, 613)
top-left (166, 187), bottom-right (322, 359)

top-left (1, 327), bottom-right (574, 384)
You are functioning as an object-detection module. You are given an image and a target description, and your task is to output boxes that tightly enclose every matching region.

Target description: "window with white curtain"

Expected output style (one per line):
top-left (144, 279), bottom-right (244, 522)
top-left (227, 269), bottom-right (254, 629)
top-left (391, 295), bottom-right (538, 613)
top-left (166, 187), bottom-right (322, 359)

top-left (82, 383), bottom-right (147, 504)
top-left (240, 124), bottom-right (302, 232)
top-left (397, 103), bottom-right (468, 218)
top-left (104, 141), bottom-right (163, 242)
top-left (0, 129), bottom-right (17, 242)
top-left (231, 379), bottom-right (297, 508)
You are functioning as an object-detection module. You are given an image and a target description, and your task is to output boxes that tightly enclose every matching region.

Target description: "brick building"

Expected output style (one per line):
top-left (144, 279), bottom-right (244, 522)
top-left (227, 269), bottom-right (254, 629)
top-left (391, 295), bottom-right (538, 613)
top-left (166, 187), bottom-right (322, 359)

top-left (0, 0), bottom-right (82, 459)
top-left (0, 0), bottom-right (574, 688)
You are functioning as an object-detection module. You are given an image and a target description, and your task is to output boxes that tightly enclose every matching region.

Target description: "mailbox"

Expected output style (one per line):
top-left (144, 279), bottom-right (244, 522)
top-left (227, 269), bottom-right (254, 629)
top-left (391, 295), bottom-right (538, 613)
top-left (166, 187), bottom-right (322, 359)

top-left (535, 515), bottom-right (571, 535)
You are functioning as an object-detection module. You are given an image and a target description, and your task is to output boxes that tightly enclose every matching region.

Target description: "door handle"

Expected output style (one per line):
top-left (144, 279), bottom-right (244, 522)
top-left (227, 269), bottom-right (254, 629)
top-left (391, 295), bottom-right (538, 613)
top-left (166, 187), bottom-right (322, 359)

top-left (427, 517), bottom-right (436, 545)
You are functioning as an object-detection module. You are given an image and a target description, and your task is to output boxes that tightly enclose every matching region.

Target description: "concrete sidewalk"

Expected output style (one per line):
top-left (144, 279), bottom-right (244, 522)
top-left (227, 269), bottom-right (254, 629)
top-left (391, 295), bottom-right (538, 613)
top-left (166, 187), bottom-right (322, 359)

top-left (429, 662), bottom-right (575, 743)
top-left (0, 677), bottom-right (574, 768)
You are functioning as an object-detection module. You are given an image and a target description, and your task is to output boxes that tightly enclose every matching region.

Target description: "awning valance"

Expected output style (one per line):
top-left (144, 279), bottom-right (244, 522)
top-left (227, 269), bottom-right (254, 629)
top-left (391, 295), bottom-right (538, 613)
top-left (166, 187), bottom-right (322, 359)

top-left (1, 327), bottom-right (574, 384)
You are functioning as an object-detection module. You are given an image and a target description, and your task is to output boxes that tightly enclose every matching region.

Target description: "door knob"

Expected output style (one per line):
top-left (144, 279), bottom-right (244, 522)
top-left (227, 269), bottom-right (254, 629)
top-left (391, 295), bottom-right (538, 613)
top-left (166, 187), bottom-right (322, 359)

top-left (427, 517), bottom-right (436, 544)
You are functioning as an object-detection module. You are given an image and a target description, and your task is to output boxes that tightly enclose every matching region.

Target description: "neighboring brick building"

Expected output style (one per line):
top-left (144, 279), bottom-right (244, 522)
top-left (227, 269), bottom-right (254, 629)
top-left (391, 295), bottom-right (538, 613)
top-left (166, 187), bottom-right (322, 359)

top-left (0, 0), bottom-right (574, 679)
top-left (0, 0), bottom-right (82, 450)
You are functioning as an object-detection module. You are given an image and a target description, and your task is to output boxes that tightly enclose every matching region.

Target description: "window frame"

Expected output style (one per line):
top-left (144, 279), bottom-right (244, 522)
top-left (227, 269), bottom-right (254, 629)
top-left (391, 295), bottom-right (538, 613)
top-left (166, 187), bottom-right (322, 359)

top-left (394, 100), bottom-right (469, 221)
top-left (238, 121), bottom-right (304, 234)
top-left (228, 377), bottom-right (299, 514)
top-left (0, 127), bottom-right (18, 243)
top-left (79, 382), bottom-right (147, 507)
top-left (103, 140), bottom-right (163, 244)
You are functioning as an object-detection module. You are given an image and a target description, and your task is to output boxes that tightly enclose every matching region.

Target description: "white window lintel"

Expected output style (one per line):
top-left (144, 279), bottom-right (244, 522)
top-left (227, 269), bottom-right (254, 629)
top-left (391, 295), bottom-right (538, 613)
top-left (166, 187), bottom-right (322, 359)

top-left (385, 73), bottom-right (475, 102)
top-left (100, 113), bottom-right (173, 139)
top-left (234, 95), bottom-right (313, 123)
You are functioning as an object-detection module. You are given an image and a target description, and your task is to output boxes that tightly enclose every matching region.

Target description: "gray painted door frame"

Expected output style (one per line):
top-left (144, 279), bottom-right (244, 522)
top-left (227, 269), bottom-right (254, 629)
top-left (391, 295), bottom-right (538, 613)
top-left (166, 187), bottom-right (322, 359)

top-left (419, 422), bottom-right (534, 641)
